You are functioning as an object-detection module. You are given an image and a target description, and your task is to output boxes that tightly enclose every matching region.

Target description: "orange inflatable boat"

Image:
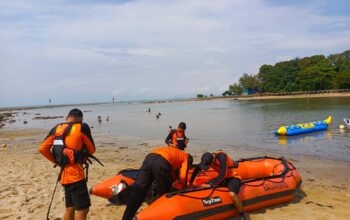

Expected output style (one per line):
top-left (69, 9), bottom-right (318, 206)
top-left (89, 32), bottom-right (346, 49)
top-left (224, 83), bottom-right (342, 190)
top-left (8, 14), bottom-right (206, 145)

top-left (135, 156), bottom-right (301, 220)
top-left (90, 156), bottom-right (301, 219)
top-left (90, 167), bottom-right (219, 204)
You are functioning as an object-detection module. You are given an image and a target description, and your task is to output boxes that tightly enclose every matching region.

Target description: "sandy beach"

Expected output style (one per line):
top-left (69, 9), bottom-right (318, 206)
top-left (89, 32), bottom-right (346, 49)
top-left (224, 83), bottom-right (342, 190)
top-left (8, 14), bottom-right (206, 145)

top-left (0, 127), bottom-right (349, 220)
top-left (195, 92), bottom-right (350, 102)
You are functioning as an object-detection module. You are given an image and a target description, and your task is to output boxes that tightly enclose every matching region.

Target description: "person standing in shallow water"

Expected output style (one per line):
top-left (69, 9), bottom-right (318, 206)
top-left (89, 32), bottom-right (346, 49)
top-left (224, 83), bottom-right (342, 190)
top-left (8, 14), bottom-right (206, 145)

top-left (165, 122), bottom-right (189, 150)
top-left (39, 109), bottom-right (96, 220)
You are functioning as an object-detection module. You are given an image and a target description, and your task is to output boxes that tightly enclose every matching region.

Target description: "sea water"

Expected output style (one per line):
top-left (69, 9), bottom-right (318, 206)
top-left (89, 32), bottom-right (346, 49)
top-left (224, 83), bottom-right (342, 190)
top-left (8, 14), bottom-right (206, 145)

top-left (5, 97), bottom-right (350, 161)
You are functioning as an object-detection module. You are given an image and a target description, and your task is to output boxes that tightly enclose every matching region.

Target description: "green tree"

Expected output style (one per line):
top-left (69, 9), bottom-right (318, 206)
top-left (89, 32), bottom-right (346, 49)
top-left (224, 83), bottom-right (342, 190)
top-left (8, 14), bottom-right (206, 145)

top-left (328, 50), bottom-right (350, 71)
top-left (239, 73), bottom-right (260, 91)
top-left (257, 64), bottom-right (273, 92)
top-left (196, 94), bottom-right (204, 98)
top-left (338, 60), bottom-right (350, 73)
top-left (229, 83), bottom-right (243, 95)
top-left (222, 91), bottom-right (232, 96)
top-left (227, 50), bottom-right (350, 94)
top-left (333, 72), bottom-right (350, 89)
top-left (297, 56), bottom-right (336, 90)
top-left (257, 59), bottom-right (299, 92)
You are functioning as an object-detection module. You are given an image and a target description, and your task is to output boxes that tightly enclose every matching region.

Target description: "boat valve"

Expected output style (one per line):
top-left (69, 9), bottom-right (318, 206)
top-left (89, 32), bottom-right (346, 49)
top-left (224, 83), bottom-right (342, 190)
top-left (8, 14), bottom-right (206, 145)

top-left (111, 181), bottom-right (126, 195)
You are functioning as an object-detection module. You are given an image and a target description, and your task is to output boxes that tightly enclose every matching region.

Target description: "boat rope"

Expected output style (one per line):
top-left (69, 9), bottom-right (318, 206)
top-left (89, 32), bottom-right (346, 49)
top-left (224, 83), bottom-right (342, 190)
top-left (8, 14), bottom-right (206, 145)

top-left (242, 163), bottom-right (294, 187)
top-left (167, 157), bottom-right (297, 200)
top-left (169, 187), bottom-right (218, 200)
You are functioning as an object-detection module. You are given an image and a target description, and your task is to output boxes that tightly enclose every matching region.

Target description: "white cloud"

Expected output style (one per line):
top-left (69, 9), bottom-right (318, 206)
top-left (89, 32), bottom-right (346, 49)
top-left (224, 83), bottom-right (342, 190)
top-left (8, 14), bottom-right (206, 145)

top-left (0, 0), bottom-right (349, 106)
top-left (112, 89), bottom-right (123, 96)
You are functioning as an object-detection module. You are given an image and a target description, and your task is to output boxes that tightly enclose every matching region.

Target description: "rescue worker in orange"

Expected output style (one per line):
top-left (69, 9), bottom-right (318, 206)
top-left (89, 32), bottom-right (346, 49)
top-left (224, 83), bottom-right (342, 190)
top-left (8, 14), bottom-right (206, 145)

top-left (165, 122), bottom-right (189, 150)
top-left (190, 152), bottom-right (247, 220)
top-left (39, 109), bottom-right (95, 220)
top-left (122, 145), bottom-right (191, 220)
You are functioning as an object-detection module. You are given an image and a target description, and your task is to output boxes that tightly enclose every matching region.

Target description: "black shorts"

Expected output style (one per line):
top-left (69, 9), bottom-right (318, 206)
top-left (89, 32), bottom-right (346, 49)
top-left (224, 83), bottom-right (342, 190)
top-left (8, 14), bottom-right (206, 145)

top-left (63, 179), bottom-right (91, 210)
top-left (227, 177), bottom-right (242, 194)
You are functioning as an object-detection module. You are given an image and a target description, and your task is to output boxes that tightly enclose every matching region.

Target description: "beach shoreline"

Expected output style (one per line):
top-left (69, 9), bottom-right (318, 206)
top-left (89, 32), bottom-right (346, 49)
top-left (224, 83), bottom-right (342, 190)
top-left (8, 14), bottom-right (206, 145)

top-left (192, 92), bottom-right (350, 102)
top-left (237, 92), bottom-right (350, 101)
top-left (1, 92), bottom-right (350, 113)
top-left (0, 127), bottom-right (349, 219)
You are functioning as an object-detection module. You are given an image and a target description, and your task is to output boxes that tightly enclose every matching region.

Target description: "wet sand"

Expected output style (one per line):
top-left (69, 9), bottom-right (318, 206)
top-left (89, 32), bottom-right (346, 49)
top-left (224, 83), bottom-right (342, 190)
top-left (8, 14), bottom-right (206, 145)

top-left (0, 128), bottom-right (350, 220)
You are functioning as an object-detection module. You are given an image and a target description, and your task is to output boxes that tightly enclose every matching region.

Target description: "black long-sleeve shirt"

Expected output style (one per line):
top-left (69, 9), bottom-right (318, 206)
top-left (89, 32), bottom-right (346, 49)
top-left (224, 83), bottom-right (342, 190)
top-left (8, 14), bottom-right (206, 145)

top-left (208, 153), bottom-right (227, 186)
top-left (190, 153), bottom-right (228, 186)
top-left (165, 131), bottom-right (174, 146)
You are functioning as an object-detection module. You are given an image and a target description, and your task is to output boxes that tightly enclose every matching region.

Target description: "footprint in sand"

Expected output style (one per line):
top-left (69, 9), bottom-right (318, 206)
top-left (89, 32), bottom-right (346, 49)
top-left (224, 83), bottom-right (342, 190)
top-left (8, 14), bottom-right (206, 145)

top-left (0, 186), bottom-right (14, 194)
top-left (0, 214), bottom-right (12, 219)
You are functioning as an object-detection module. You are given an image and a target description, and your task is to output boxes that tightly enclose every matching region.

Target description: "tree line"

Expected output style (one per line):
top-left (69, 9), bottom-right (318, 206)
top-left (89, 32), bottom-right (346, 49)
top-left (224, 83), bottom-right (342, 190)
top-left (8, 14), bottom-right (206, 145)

top-left (224, 50), bottom-right (350, 96)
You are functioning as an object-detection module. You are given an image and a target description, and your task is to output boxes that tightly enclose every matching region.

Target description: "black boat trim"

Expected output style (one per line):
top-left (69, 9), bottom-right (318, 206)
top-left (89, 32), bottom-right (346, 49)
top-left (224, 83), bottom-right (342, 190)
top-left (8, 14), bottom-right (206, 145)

top-left (174, 187), bottom-right (298, 220)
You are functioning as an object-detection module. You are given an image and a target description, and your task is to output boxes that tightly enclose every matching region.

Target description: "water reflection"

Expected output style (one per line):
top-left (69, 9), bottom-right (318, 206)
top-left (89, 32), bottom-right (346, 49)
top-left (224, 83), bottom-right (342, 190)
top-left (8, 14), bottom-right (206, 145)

top-left (276, 130), bottom-right (333, 145)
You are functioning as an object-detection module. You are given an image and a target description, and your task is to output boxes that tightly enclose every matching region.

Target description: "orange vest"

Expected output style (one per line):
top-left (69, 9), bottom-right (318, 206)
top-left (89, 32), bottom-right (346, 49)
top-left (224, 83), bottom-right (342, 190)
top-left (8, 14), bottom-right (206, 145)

top-left (171, 130), bottom-right (188, 147)
top-left (39, 123), bottom-right (95, 184)
top-left (52, 123), bottom-right (89, 166)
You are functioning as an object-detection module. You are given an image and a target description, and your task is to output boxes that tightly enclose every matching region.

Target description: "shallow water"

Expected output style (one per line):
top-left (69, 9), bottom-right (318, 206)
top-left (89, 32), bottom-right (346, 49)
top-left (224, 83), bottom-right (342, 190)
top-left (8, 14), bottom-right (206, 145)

top-left (6, 97), bottom-right (350, 161)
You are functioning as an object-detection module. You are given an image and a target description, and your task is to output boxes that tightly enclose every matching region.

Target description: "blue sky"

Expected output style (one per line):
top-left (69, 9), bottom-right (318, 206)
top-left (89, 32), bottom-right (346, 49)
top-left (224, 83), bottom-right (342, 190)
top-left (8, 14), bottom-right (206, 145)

top-left (0, 0), bottom-right (349, 107)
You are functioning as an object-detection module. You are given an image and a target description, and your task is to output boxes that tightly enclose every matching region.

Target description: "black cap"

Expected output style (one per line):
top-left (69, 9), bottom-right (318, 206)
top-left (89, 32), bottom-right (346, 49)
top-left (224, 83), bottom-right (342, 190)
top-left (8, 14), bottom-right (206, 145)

top-left (199, 152), bottom-right (214, 170)
top-left (68, 108), bottom-right (83, 117)
top-left (178, 122), bottom-right (186, 130)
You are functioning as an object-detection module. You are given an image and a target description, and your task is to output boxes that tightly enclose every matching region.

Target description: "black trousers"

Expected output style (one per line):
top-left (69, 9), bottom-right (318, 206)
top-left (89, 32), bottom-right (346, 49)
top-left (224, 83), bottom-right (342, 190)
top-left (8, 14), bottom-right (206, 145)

top-left (122, 154), bottom-right (172, 220)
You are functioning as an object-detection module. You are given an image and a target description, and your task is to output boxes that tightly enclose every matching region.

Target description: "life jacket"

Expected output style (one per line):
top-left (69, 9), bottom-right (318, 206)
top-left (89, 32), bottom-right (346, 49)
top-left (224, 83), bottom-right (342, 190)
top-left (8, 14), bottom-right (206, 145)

top-left (52, 123), bottom-right (89, 167)
top-left (211, 152), bottom-right (240, 179)
top-left (170, 129), bottom-right (188, 150)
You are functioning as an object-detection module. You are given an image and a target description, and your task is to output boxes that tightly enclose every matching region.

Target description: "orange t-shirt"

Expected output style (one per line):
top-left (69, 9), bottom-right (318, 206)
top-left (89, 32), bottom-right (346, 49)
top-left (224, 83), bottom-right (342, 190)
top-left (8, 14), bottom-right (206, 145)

top-left (151, 146), bottom-right (190, 188)
top-left (39, 123), bottom-right (95, 184)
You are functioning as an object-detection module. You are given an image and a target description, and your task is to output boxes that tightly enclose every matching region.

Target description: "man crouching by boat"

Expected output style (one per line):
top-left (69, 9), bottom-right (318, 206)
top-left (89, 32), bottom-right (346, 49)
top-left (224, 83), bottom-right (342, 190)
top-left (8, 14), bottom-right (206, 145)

top-left (122, 145), bottom-right (191, 220)
top-left (39, 109), bottom-right (96, 220)
top-left (190, 152), bottom-right (247, 220)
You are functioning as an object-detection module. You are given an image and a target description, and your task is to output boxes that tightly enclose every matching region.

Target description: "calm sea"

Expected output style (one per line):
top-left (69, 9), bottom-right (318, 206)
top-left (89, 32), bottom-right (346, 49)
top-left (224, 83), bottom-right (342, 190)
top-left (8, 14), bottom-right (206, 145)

top-left (6, 97), bottom-right (350, 161)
